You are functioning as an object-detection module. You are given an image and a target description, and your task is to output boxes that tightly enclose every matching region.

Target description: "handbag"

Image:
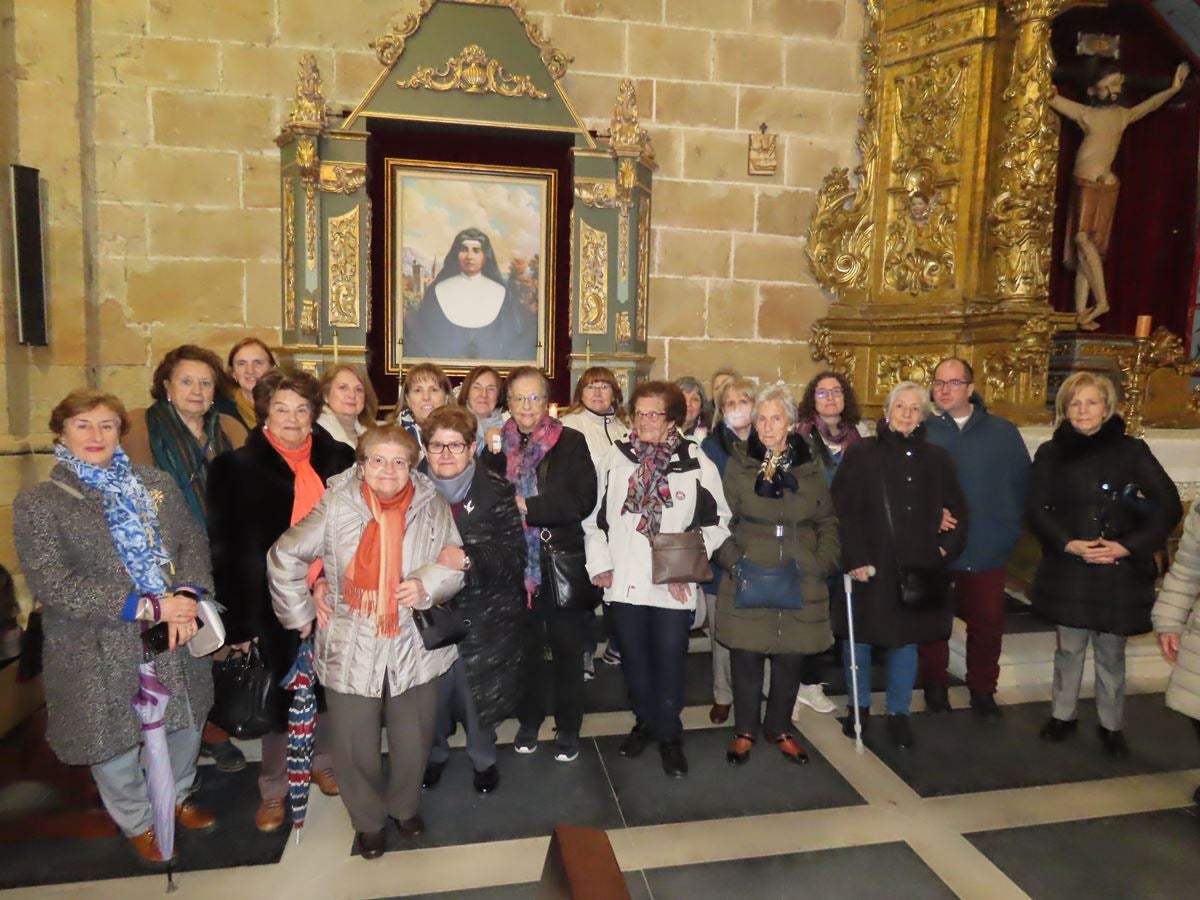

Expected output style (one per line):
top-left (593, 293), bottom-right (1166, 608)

top-left (412, 601), bottom-right (469, 651)
top-left (210, 643), bottom-right (279, 739)
top-left (541, 534), bottom-right (595, 611)
top-left (879, 474), bottom-right (951, 611)
top-left (650, 530), bottom-right (712, 585)
top-left (733, 558), bottom-right (803, 609)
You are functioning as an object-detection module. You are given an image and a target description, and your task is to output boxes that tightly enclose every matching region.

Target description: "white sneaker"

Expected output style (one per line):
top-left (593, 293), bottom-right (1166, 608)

top-left (793, 683), bottom-right (837, 716)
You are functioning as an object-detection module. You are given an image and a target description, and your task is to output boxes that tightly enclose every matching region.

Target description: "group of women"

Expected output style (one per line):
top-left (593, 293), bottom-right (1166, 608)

top-left (13, 343), bottom-right (1200, 867)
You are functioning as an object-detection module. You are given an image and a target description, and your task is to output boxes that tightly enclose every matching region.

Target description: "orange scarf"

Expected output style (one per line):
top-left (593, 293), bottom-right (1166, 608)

top-left (344, 479), bottom-right (413, 637)
top-left (264, 429), bottom-right (326, 584)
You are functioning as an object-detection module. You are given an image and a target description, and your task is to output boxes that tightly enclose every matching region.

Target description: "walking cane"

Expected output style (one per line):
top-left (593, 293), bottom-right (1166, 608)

top-left (843, 569), bottom-right (873, 754)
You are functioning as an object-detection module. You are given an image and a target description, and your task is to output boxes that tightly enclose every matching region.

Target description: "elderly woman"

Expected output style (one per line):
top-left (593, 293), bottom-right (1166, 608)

top-left (268, 424), bottom-right (463, 858)
top-left (715, 384), bottom-right (839, 766)
top-left (831, 381), bottom-right (968, 749)
top-left (317, 363), bottom-right (378, 448)
top-left (503, 366), bottom-right (597, 763)
top-left (396, 363), bottom-right (452, 454)
top-left (14, 390), bottom-right (216, 865)
top-left (699, 376), bottom-right (757, 724)
top-left (417, 406), bottom-right (526, 795)
top-left (125, 344), bottom-right (249, 773)
top-left (220, 337), bottom-right (276, 430)
top-left (675, 376), bottom-right (709, 439)
top-left (208, 369), bottom-right (355, 832)
top-left (1030, 372), bottom-right (1180, 758)
top-left (586, 381), bottom-right (731, 778)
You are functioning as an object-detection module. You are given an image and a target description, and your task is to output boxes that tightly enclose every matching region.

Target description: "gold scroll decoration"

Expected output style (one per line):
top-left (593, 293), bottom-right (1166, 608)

top-left (988, 0), bottom-right (1066, 301)
top-left (300, 296), bottom-right (319, 334)
top-left (284, 177), bottom-right (296, 330)
top-left (297, 136), bottom-right (319, 271)
top-left (575, 180), bottom-right (619, 209)
top-left (610, 79), bottom-right (656, 164)
top-left (327, 207), bottom-right (361, 328)
top-left (617, 160), bottom-right (636, 282)
top-left (289, 54), bottom-right (326, 131)
top-left (636, 197), bottom-right (651, 341)
top-left (398, 44), bottom-right (548, 100)
top-left (810, 324), bottom-right (857, 380)
top-left (982, 315), bottom-right (1056, 403)
top-left (875, 353), bottom-right (941, 395)
top-left (807, 0), bottom-right (881, 294)
top-left (320, 164), bottom-right (366, 194)
top-left (372, 2), bottom-right (431, 67)
top-left (579, 219), bottom-right (608, 335)
top-left (616, 311), bottom-right (632, 344)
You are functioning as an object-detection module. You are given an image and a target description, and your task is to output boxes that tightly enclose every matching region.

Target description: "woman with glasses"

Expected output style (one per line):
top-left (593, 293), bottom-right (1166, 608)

top-left (268, 424), bottom-right (464, 858)
top-left (502, 367), bottom-right (597, 763)
top-left (585, 382), bottom-right (731, 778)
top-left (418, 406), bottom-right (526, 795)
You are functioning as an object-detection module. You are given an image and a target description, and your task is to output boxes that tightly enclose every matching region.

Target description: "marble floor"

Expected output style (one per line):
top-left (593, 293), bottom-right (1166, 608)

top-left (2, 642), bottom-right (1199, 900)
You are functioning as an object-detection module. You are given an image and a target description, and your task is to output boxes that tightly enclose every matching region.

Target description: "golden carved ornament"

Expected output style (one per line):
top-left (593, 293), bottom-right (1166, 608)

top-left (320, 164), bottom-right (367, 194)
top-left (748, 131), bottom-right (778, 176)
top-left (297, 360), bottom-right (320, 376)
top-left (988, 0), bottom-right (1066, 301)
top-left (398, 43), bottom-right (548, 100)
top-left (1117, 327), bottom-right (1196, 437)
top-left (578, 219), bottom-right (608, 335)
top-left (616, 311), bottom-right (632, 344)
top-left (284, 178), bottom-right (297, 330)
top-left (983, 315), bottom-right (1056, 403)
top-left (875, 353), bottom-right (941, 395)
top-left (807, 0), bottom-right (882, 294)
top-left (891, 56), bottom-right (968, 176)
top-left (372, 3), bottom-right (431, 68)
top-left (809, 324), bottom-right (857, 379)
top-left (885, 15), bottom-right (976, 59)
top-left (327, 207), bottom-right (361, 328)
top-left (304, 184), bottom-right (317, 272)
top-left (295, 136), bottom-right (318, 179)
top-left (618, 206), bottom-right (630, 282)
top-left (300, 296), bottom-right (319, 334)
top-left (610, 79), bottom-right (656, 163)
top-left (636, 197), bottom-right (651, 341)
top-left (288, 54), bottom-right (326, 132)
top-left (574, 180), bottom-right (619, 209)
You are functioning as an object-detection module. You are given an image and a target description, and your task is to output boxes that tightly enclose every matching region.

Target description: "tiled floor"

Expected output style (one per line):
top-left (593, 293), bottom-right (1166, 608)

top-left (2, 639), bottom-right (1199, 900)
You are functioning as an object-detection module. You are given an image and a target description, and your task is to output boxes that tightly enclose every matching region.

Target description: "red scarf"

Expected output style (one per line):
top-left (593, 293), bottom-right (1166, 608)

top-left (344, 479), bottom-right (414, 637)
top-left (264, 429), bottom-right (326, 585)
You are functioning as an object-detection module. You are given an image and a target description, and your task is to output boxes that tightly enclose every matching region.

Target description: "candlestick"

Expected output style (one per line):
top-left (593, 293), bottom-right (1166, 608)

top-left (1135, 315), bottom-right (1152, 339)
top-left (549, 402), bottom-right (559, 419)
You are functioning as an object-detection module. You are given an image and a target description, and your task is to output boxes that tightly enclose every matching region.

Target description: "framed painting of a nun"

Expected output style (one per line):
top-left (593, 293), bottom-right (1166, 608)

top-left (385, 159), bottom-right (555, 374)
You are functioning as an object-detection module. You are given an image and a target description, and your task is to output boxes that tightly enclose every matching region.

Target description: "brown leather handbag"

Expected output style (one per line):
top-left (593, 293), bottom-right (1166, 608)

top-left (650, 531), bottom-right (713, 585)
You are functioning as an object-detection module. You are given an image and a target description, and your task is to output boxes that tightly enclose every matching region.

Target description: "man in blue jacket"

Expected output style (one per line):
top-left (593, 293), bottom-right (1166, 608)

top-left (920, 358), bottom-right (1030, 717)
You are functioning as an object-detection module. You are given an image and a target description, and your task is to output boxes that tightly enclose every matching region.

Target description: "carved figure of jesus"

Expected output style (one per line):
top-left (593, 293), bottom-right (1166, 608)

top-left (1050, 62), bottom-right (1189, 330)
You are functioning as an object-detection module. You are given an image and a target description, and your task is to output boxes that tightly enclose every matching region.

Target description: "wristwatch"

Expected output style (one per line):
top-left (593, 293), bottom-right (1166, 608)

top-left (462, 554), bottom-right (472, 572)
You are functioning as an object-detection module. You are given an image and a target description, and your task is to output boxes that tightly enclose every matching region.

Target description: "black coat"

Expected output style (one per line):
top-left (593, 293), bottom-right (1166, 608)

top-left (1027, 415), bottom-right (1182, 635)
top-left (449, 464), bottom-right (527, 726)
top-left (208, 425), bottom-right (355, 727)
top-left (830, 421), bottom-right (969, 646)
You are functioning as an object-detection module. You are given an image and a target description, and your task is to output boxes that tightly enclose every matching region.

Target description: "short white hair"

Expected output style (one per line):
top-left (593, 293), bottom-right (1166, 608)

top-left (884, 380), bottom-right (932, 420)
top-left (753, 382), bottom-right (798, 426)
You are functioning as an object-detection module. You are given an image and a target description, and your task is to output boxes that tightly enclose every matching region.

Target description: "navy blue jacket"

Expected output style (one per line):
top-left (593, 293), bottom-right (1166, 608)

top-left (924, 396), bottom-right (1030, 572)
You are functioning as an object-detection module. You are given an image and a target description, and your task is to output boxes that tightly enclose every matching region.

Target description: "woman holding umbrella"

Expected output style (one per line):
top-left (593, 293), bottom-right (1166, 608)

top-left (14, 389), bottom-right (217, 865)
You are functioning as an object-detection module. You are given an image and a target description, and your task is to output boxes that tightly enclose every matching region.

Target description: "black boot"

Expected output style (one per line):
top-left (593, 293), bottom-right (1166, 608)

top-left (1039, 717), bottom-right (1078, 742)
top-left (1097, 725), bottom-right (1130, 760)
top-left (887, 714), bottom-right (915, 749)
top-left (841, 706), bottom-right (870, 738)
top-left (923, 684), bottom-right (951, 713)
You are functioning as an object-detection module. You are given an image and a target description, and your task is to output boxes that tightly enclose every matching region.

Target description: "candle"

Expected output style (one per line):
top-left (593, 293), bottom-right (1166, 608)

top-left (332, 329), bottom-right (340, 363)
top-left (549, 402), bottom-right (559, 419)
top-left (1135, 315), bottom-right (1152, 339)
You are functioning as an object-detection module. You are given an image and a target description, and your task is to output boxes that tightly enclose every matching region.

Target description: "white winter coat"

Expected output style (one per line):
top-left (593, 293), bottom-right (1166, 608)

top-left (1152, 501), bottom-right (1200, 721)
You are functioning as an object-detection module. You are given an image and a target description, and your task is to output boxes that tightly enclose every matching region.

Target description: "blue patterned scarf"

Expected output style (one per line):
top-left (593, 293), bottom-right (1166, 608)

top-left (502, 415), bottom-right (562, 602)
top-left (55, 443), bottom-right (170, 596)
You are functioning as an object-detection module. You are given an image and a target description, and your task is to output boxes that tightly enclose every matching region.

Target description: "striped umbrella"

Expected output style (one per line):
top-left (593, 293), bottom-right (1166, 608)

top-left (280, 639), bottom-right (317, 840)
top-left (131, 661), bottom-right (176, 883)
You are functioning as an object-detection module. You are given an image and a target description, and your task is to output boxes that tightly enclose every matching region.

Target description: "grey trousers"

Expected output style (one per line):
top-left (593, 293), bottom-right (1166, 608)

top-left (259, 715), bottom-right (334, 802)
top-left (324, 677), bottom-right (440, 833)
top-left (90, 726), bottom-right (201, 837)
top-left (706, 591), bottom-right (733, 705)
top-left (1051, 625), bottom-right (1128, 731)
top-left (428, 659), bottom-right (497, 771)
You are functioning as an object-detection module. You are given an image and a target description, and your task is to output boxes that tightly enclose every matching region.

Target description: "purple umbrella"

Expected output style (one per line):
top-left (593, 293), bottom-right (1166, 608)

top-left (132, 661), bottom-right (176, 870)
top-left (281, 639), bottom-right (317, 841)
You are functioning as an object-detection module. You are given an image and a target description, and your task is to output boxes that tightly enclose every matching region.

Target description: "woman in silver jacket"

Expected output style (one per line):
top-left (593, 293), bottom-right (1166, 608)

top-left (268, 423), bottom-right (464, 860)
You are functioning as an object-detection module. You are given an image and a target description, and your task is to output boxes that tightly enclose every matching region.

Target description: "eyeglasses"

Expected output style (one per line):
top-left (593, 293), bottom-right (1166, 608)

top-left (815, 389), bottom-right (844, 400)
top-left (634, 410), bottom-right (666, 421)
top-left (427, 441), bottom-right (468, 455)
top-left (364, 455), bottom-right (410, 470)
top-left (930, 379), bottom-right (969, 390)
top-left (510, 394), bottom-right (543, 406)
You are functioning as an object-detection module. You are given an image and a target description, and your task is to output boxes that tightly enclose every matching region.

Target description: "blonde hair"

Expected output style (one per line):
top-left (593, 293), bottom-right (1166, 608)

top-left (356, 424), bottom-right (421, 467)
top-left (1054, 372), bottom-right (1118, 426)
top-left (320, 363), bottom-right (378, 426)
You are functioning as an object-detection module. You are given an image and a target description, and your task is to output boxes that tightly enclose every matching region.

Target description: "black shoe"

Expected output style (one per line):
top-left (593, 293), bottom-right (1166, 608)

top-left (887, 714), bottom-right (915, 749)
top-left (1039, 717), bottom-right (1078, 742)
top-left (660, 741), bottom-right (688, 778)
top-left (619, 725), bottom-right (650, 759)
top-left (970, 692), bottom-right (1002, 718)
top-left (923, 684), bottom-right (951, 713)
top-left (1097, 725), bottom-right (1130, 760)
top-left (199, 739), bottom-right (247, 773)
top-left (356, 829), bottom-right (386, 860)
top-left (473, 765), bottom-right (500, 793)
top-left (841, 706), bottom-right (870, 738)
top-left (421, 759), bottom-right (446, 790)
top-left (391, 814), bottom-right (425, 837)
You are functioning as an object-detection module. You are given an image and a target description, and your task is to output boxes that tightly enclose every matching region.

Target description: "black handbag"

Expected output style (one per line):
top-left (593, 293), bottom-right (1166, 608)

top-left (879, 475), bottom-right (951, 611)
top-left (733, 558), bottom-right (803, 609)
top-left (412, 601), bottom-right (469, 650)
top-left (540, 533), bottom-right (595, 611)
top-left (210, 644), bottom-right (279, 739)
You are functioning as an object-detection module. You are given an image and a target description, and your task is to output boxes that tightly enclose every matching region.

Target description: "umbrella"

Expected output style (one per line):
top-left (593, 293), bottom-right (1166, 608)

top-left (131, 661), bottom-right (177, 884)
top-left (281, 639), bottom-right (317, 841)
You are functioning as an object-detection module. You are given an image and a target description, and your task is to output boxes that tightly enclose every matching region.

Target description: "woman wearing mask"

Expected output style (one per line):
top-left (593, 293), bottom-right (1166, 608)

top-left (317, 364), bottom-right (378, 448)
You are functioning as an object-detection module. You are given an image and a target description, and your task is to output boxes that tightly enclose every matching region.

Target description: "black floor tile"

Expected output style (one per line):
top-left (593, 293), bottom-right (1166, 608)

top-left (868, 693), bottom-right (1200, 797)
top-left (642, 842), bottom-right (956, 899)
top-left (598, 726), bottom-right (864, 828)
top-left (967, 807), bottom-right (1200, 899)
top-left (584, 651), bottom-right (713, 713)
top-left (357, 741), bottom-right (623, 855)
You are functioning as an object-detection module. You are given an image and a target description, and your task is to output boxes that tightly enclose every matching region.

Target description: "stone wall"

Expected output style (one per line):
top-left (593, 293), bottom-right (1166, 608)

top-left (0, 0), bottom-right (864, 584)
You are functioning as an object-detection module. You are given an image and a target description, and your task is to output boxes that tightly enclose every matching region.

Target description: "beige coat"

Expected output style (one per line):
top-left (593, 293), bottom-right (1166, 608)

top-left (1152, 502), bottom-right (1200, 721)
top-left (268, 469), bottom-right (465, 699)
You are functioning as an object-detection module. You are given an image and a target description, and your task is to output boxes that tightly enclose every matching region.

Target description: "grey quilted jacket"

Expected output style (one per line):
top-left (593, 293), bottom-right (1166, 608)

top-left (268, 469), bottom-right (464, 698)
top-left (1152, 501), bottom-right (1200, 721)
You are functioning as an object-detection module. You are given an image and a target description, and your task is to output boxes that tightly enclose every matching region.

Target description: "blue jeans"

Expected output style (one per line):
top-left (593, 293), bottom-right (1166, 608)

top-left (609, 601), bottom-right (693, 744)
top-left (843, 640), bottom-right (918, 716)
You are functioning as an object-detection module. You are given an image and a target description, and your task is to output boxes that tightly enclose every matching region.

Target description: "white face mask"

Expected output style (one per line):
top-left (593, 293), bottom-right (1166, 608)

top-left (724, 408), bottom-right (751, 429)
